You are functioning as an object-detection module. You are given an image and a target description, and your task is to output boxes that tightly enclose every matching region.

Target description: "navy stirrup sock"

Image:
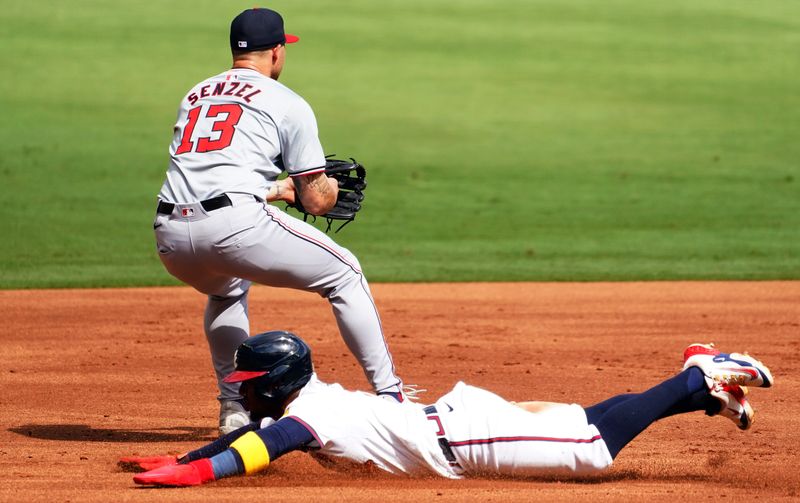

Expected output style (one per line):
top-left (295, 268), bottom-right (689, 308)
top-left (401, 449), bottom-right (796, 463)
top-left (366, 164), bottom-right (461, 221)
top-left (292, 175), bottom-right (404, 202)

top-left (585, 389), bottom-right (714, 425)
top-left (584, 394), bottom-right (636, 425)
top-left (586, 367), bottom-right (707, 459)
top-left (660, 389), bottom-right (717, 419)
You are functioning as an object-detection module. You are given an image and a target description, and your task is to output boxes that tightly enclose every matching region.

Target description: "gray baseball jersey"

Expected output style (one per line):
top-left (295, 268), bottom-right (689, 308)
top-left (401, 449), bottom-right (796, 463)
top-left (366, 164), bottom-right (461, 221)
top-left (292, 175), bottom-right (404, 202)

top-left (154, 68), bottom-right (403, 422)
top-left (159, 68), bottom-right (325, 203)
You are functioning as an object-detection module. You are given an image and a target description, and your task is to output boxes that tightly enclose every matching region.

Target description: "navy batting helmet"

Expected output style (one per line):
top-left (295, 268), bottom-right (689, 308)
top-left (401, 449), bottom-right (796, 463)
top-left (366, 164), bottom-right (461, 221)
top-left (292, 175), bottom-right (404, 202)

top-left (223, 330), bottom-right (313, 403)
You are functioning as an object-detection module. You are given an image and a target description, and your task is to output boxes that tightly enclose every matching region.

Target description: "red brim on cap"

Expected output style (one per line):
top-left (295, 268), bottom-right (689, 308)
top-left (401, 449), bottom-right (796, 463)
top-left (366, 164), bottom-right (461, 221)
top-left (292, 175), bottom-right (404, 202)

top-left (286, 34), bottom-right (299, 43)
top-left (223, 370), bottom-right (268, 383)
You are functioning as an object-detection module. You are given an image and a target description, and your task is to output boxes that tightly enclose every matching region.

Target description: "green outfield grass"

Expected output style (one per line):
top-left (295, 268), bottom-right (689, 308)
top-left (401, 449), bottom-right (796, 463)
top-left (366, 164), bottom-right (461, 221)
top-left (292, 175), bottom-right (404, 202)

top-left (1, 0), bottom-right (798, 288)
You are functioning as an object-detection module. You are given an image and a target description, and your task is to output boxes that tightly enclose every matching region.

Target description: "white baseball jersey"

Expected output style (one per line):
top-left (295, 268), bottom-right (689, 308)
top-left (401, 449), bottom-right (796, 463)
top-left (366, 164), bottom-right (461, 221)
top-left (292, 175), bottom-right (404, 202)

top-left (159, 68), bottom-right (326, 203)
top-left (280, 375), bottom-right (456, 478)
top-left (277, 375), bottom-right (613, 478)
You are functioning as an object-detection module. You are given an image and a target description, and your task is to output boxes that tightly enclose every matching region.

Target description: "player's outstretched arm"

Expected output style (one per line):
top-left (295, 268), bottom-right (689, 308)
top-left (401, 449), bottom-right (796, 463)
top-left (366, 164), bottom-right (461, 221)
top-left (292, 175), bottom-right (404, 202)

top-left (120, 422), bottom-right (260, 473)
top-left (118, 454), bottom-right (181, 472)
top-left (132, 417), bottom-right (314, 487)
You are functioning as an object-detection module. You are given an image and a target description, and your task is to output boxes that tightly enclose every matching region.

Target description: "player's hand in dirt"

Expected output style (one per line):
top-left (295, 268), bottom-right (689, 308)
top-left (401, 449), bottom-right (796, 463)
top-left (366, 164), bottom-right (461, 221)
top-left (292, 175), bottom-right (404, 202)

top-left (133, 459), bottom-right (215, 487)
top-left (118, 455), bottom-right (179, 472)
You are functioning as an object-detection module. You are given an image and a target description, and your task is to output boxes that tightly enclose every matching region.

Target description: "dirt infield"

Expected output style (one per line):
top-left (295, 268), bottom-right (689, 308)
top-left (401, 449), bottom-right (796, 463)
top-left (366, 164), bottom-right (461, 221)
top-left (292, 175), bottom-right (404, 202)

top-left (1, 282), bottom-right (798, 502)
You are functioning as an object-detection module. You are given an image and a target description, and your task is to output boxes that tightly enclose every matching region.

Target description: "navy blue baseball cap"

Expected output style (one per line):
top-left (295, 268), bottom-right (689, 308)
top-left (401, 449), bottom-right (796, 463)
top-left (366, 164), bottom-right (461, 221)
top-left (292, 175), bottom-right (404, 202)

top-left (230, 8), bottom-right (299, 52)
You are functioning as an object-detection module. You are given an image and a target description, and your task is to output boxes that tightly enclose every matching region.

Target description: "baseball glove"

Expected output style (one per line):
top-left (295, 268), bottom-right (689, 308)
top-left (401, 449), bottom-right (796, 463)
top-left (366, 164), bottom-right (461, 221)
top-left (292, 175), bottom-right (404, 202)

top-left (290, 157), bottom-right (367, 233)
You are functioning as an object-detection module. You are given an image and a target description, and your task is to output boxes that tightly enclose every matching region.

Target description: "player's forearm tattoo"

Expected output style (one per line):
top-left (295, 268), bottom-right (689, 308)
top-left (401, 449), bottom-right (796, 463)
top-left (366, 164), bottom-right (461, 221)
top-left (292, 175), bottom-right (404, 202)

top-left (297, 174), bottom-right (330, 197)
top-left (311, 175), bottom-right (331, 196)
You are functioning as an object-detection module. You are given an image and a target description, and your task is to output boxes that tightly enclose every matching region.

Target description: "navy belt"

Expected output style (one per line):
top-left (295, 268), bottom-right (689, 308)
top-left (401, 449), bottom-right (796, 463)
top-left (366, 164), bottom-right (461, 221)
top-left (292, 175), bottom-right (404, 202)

top-left (156, 194), bottom-right (234, 215)
top-left (424, 405), bottom-right (460, 467)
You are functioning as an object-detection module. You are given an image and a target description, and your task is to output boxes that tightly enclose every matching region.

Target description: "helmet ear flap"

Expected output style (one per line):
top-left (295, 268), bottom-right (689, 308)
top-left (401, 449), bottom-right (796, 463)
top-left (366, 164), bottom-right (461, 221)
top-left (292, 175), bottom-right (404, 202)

top-left (261, 364), bottom-right (291, 397)
top-left (253, 363), bottom-right (300, 400)
top-left (271, 364), bottom-right (291, 378)
top-left (230, 330), bottom-right (314, 403)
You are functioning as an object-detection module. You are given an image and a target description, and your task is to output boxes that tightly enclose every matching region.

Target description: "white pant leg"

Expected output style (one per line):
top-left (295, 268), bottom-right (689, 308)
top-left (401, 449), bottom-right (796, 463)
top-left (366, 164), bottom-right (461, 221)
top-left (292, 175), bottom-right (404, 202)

top-left (437, 383), bottom-right (613, 476)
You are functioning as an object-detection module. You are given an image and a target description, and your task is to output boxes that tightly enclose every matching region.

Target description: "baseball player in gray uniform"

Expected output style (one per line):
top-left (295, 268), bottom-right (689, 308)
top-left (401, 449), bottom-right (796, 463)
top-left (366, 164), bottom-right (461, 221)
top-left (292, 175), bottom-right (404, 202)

top-left (153, 8), bottom-right (405, 435)
top-left (123, 332), bottom-right (773, 486)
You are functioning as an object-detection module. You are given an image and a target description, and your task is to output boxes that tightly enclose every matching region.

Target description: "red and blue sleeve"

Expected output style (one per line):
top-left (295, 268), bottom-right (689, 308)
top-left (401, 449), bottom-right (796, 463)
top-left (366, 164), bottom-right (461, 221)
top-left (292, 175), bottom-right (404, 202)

top-left (196, 417), bottom-right (315, 481)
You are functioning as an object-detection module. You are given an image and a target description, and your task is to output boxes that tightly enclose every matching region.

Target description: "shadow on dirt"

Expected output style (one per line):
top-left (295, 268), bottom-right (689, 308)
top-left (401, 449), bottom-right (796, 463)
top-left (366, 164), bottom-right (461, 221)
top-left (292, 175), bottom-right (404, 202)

top-left (9, 424), bottom-right (215, 442)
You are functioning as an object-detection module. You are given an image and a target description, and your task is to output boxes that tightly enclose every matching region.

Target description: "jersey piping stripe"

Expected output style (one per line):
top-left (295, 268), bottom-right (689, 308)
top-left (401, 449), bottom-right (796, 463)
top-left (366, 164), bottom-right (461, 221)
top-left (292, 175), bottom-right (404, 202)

top-left (285, 415), bottom-right (322, 446)
top-left (448, 434), bottom-right (603, 447)
top-left (264, 205), bottom-right (400, 389)
top-left (263, 205), bottom-right (362, 274)
top-left (357, 273), bottom-right (400, 389)
top-left (289, 166), bottom-right (326, 177)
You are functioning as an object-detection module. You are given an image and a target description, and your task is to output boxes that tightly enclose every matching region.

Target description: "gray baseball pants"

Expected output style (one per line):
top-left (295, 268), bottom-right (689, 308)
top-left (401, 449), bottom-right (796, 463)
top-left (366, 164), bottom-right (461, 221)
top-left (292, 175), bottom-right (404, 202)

top-left (153, 192), bottom-right (401, 402)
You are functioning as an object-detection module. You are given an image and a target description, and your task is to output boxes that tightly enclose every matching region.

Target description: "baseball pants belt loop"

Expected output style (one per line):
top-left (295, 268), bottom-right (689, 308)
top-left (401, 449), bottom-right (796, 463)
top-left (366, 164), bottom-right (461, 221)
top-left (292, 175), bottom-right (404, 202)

top-left (156, 194), bottom-right (235, 215)
top-left (424, 405), bottom-right (460, 468)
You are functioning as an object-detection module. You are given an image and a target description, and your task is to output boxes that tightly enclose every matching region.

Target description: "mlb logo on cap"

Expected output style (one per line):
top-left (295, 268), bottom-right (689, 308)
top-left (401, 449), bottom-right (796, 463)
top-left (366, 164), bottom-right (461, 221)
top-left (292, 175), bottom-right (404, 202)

top-left (230, 8), bottom-right (299, 52)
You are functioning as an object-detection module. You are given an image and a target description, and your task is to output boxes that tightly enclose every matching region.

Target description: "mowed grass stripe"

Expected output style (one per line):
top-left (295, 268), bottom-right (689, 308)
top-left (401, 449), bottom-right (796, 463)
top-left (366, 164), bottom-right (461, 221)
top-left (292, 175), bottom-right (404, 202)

top-left (1, 0), bottom-right (797, 287)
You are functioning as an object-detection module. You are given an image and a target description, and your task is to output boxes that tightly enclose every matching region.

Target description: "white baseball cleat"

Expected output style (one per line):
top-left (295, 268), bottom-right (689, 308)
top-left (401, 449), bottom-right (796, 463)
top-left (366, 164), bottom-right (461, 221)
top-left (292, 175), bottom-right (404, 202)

top-left (683, 343), bottom-right (773, 388)
top-left (709, 383), bottom-right (754, 430)
top-left (683, 342), bottom-right (720, 361)
top-left (219, 400), bottom-right (250, 436)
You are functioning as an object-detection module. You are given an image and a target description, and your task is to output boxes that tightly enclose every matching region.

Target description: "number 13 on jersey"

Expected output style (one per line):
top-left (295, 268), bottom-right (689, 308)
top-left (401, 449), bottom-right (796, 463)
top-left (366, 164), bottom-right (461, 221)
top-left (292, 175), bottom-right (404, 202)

top-left (175, 104), bottom-right (243, 155)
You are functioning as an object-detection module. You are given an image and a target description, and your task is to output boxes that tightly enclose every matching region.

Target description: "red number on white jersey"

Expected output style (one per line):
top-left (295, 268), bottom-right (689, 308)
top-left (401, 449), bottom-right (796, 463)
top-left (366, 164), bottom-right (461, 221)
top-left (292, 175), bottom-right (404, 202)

top-left (175, 104), bottom-right (243, 155)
